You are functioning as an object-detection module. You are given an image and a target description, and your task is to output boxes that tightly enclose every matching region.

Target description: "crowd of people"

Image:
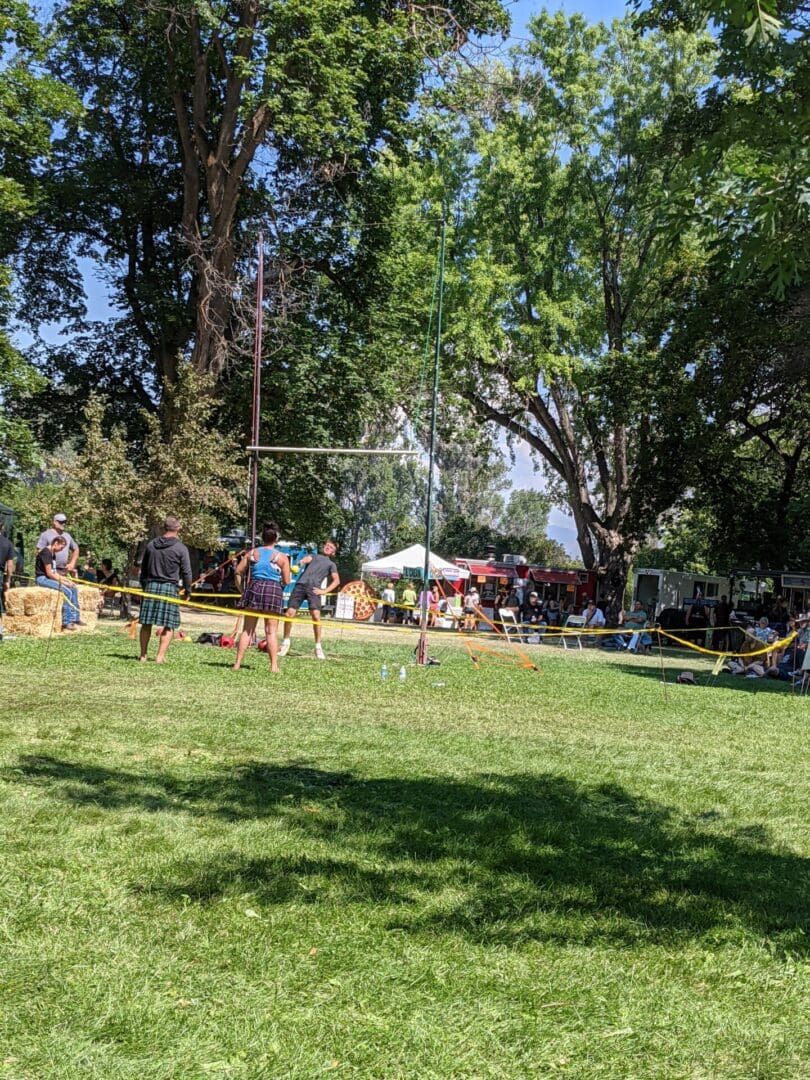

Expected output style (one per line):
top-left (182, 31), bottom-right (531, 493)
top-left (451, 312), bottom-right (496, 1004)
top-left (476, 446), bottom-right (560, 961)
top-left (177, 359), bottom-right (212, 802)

top-left (3, 511), bottom-right (809, 688)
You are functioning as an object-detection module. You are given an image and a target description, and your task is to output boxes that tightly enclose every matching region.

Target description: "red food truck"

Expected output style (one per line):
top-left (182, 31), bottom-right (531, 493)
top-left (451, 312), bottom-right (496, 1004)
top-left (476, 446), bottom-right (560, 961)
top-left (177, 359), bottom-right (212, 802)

top-left (454, 555), bottom-right (597, 623)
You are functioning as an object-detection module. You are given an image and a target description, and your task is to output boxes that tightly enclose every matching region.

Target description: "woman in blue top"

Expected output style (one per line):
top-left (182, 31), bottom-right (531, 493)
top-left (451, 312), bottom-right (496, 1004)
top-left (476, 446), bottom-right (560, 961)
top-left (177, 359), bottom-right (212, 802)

top-left (233, 522), bottom-right (291, 672)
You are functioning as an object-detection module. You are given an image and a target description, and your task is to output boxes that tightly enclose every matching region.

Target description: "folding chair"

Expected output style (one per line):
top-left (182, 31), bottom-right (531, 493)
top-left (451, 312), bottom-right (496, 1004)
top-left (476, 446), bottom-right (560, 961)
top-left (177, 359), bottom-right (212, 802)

top-left (560, 614), bottom-right (586, 650)
top-left (498, 608), bottom-right (523, 642)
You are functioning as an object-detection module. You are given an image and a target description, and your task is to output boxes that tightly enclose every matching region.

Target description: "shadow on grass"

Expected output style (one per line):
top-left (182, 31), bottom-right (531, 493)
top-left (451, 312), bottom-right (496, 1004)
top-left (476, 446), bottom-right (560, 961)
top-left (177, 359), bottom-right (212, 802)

top-left (608, 661), bottom-right (790, 694)
top-left (6, 756), bottom-right (808, 953)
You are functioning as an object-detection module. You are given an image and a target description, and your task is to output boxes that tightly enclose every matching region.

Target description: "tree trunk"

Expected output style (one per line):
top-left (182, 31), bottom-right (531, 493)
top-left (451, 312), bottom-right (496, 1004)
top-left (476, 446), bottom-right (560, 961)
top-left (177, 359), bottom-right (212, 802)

top-left (597, 544), bottom-right (634, 622)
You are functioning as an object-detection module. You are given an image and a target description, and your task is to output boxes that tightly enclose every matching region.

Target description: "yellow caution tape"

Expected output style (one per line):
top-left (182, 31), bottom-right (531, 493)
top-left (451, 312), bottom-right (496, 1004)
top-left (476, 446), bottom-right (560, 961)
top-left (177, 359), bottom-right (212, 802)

top-left (656, 628), bottom-right (796, 659)
top-left (30, 575), bottom-right (802, 659)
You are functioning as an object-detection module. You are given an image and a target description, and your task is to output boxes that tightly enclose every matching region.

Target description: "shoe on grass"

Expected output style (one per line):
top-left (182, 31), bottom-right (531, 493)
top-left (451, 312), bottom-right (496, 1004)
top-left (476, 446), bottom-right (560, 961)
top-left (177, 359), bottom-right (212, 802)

top-left (315, 645), bottom-right (326, 660)
top-left (278, 639), bottom-right (291, 657)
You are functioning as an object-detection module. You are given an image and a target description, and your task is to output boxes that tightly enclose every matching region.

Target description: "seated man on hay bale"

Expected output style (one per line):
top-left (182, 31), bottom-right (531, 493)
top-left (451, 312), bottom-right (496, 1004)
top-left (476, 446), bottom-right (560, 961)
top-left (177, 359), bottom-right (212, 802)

top-left (138, 516), bottom-right (192, 664)
top-left (35, 535), bottom-right (83, 631)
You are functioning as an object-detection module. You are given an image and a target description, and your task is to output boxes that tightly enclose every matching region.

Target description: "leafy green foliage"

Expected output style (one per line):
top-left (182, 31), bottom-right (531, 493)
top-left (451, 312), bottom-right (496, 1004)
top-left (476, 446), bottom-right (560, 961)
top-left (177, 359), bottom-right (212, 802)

top-left (636, 0), bottom-right (810, 294)
top-left (382, 14), bottom-right (714, 610)
top-left (61, 364), bottom-right (244, 551)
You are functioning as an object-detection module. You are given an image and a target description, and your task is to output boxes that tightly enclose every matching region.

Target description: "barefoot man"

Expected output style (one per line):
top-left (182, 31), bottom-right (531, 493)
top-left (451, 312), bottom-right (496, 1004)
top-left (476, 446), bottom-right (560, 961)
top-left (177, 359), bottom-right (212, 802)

top-left (278, 540), bottom-right (340, 660)
top-left (138, 516), bottom-right (192, 663)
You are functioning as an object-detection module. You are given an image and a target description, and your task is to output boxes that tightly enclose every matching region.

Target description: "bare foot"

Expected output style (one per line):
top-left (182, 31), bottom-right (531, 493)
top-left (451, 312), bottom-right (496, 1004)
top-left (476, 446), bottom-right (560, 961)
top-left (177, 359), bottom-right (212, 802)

top-left (139, 656), bottom-right (148, 663)
top-left (270, 666), bottom-right (280, 674)
top-left (155, 657), bottom-right (166, 665)
top-left (232, 664), bottom-right (241, 671)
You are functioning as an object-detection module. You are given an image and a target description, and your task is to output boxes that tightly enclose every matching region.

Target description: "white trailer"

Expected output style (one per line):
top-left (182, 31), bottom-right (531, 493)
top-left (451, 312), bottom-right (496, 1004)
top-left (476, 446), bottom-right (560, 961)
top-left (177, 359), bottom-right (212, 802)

top-left (633, 568), bottom-right (731, 616)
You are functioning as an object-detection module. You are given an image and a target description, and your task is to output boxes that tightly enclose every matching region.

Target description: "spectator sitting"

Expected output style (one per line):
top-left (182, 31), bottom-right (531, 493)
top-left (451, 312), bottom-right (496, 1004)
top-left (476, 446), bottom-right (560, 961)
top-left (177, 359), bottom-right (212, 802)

top-left (80, 557), bottom-right (97, 582)
top-left (35, 535), bottom-right (83, 631)
top-left (520, 591), bottom-right (546, 632)
top-left (544, 596), bottom-right (561, 626)
top-left (582, 599), bottom-right (605, 645)
top-left (98, 559), bottom-right (120, 587)
top-left (504, 588), bottom-right (521, 613)
top-left (619, 599), bottom-right (651, 653)
top-left (752, 616), bottom-right (777, 645)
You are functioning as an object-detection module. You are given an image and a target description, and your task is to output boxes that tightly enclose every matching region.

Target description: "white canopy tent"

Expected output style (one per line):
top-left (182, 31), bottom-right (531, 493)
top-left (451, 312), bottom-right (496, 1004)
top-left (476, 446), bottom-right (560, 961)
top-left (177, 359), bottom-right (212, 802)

top-left (360, 543), bottom-right (469, 582)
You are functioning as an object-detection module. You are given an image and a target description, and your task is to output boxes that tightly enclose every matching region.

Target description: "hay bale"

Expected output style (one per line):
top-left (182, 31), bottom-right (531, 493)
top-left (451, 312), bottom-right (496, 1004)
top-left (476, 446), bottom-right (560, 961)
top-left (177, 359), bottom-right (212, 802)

top-left (3, 585), bottom-right (99, 637)
top-left (5, 586), bottom-right (60, 636)
top-left (76, 585), bottom-right (100, 631)
top-left (23, 589), bottom-right (56, 617)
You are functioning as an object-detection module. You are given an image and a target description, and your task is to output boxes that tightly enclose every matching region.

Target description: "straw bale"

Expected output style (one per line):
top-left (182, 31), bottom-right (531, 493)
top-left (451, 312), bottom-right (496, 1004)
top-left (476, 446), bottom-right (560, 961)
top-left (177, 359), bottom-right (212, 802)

top-left (24, 589), bottom-right (57, 616)
top-left (77, 585), bottom-right (100, 618)
top-left (3, 585), bottom-right (99, 637)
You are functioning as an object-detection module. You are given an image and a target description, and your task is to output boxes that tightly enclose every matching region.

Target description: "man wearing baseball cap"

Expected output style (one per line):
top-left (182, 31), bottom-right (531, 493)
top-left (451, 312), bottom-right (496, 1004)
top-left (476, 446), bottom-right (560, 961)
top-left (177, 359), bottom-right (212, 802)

top-left (36, 513), bottom-right (80, 576)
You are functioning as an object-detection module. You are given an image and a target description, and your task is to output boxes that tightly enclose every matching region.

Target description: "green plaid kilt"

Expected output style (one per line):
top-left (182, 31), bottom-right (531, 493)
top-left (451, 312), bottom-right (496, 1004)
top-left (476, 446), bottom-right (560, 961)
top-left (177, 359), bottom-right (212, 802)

top-left (139, 580), bottom-right (181, 629)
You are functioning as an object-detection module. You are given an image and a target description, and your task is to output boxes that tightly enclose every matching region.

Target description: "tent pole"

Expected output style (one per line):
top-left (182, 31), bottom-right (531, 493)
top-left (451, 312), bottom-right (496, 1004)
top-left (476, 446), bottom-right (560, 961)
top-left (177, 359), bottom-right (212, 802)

top-left (417, 216), bottom-right (446, 665)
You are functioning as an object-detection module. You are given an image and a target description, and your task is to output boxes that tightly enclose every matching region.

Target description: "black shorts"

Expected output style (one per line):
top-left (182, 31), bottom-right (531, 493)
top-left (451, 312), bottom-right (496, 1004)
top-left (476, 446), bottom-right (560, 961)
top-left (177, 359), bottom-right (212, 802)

top-left (287, 581), bottom-right (322, 612)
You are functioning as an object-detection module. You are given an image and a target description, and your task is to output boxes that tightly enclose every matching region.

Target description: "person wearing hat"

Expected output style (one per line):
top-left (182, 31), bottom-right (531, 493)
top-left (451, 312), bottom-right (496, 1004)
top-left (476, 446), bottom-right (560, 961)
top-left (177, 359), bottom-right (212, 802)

top-left (520, 590), bottom-right (546, 632)
top-left (36, 513), bottom-right (79, 576)
top-left (138, 516), bottom-right (192, 663)
top-left (582, 599), bottom-right (605, 645)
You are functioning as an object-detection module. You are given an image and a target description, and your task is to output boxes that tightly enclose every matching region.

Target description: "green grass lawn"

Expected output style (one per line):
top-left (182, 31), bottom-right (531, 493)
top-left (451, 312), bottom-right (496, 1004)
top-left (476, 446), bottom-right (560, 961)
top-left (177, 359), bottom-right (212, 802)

top-left (1, 628), bottom-right (808, 1079)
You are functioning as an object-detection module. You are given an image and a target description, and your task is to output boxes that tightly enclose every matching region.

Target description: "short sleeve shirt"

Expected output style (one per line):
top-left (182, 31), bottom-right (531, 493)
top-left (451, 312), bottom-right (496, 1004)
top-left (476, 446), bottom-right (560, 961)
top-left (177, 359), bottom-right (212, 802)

top-left (584, 606), bottom-right (605, 628)
top-left (298, 554), bottom-right (337, 588)
top-left (0, 535), bottom-right (16, 572)
top-left (623, 608), bottom-right (648, 630)
top-left (36, 529), bottom-right (77, 569)
top-left (36, 547), bottom-right (58, 578)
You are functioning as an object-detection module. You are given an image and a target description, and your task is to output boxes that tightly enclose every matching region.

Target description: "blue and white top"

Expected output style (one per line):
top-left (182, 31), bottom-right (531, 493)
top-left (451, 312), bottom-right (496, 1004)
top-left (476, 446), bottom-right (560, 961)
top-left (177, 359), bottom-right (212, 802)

top-left (250, 547), bottom-right (282, 583)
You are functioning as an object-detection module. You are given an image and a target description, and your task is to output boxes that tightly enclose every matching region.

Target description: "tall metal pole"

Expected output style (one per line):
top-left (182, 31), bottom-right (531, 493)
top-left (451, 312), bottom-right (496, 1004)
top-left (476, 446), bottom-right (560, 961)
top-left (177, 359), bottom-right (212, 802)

top-left (248, 233), bottom-right (264, 543)
top-left (417, 216), bottom-right (446, 665)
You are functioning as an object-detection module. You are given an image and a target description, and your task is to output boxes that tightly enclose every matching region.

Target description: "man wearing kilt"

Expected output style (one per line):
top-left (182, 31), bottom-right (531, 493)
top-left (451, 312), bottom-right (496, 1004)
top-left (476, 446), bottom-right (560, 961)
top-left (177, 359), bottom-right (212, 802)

top-left (138, 516), bottom-right (192, 663)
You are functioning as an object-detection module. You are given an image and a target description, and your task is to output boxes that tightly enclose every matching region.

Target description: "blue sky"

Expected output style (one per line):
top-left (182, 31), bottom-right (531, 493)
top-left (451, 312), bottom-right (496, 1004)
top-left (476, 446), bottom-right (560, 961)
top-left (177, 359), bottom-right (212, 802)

top-left (506, 0), bottom-right (631, 41)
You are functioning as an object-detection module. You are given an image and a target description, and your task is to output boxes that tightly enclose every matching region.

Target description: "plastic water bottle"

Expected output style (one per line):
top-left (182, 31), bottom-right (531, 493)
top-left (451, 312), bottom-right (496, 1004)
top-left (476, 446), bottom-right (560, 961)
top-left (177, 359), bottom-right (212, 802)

top-left (380, 663), bottom-right (389, 681)
top-left (398, 666), bottom-right (407, 682)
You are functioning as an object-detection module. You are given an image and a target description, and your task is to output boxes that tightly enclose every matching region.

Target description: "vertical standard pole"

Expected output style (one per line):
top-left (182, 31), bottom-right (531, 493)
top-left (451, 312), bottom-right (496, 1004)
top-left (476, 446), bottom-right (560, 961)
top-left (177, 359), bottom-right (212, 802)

top-left (417, 217), bottom-right (446, 665)
top-left (248, 234), bottom-right (264, 543)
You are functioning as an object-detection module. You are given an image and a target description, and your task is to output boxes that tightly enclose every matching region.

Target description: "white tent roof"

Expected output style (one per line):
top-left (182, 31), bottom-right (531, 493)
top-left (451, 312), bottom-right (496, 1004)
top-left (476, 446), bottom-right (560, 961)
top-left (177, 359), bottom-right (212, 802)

top-left (361, 543), bottom-right (468, 580)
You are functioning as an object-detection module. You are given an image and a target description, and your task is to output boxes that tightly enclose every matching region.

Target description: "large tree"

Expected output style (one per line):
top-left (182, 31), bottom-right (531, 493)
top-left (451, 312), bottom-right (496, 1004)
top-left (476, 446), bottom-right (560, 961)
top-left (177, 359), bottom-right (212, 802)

top-left (392, 14), bottom-right (713, 610)
top-left (16, 0), bottom-right (508, 385)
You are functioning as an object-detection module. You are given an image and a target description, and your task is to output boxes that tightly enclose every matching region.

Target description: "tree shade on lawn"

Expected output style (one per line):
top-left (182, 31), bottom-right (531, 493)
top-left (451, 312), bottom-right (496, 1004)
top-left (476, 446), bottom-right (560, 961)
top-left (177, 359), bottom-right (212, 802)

top-left (1, 629), bottom-right (807, 1078)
